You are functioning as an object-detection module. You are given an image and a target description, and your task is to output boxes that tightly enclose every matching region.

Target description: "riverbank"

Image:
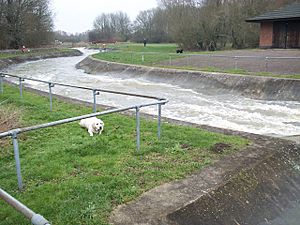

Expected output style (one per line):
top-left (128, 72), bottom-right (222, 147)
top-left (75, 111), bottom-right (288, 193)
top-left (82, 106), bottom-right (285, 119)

top-left (2, 55), bottom-right (300, 224)
top-left (0, 48), bottom-right (83, 70)
top-left (110, 123), bottom-right (300, 225)
top-left (0, 83), bottom-right (247, 225)
top-left (76, 56), bottom-right (300, 101)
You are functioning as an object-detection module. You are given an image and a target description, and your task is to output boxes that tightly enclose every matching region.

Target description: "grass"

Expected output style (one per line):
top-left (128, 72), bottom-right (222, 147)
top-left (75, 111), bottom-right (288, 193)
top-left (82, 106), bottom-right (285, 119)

top-left (0, 84), bottom-right (249, 225)
top-left (164, 65), bottom-right (300, 79)
top-left (93, 51), bottom-right (184, 66)
top-left (0, 48), bottom-right (74, 59)
top-left (92, 43), bottom-right (184, 66)
top-left (98, 43), bottom-right (179, 53)
top-left (91, 42), bottom-right (300, 79)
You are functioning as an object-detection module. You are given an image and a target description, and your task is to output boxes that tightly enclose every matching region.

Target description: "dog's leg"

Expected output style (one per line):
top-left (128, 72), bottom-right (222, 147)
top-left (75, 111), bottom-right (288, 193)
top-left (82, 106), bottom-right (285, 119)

top-left (88, 127), bottom-right (94, 136)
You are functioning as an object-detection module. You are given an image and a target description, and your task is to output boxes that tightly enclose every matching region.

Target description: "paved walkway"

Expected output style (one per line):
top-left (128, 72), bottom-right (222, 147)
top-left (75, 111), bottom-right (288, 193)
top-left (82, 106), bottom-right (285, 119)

top-left (163, 49), bottom-right (300, 75)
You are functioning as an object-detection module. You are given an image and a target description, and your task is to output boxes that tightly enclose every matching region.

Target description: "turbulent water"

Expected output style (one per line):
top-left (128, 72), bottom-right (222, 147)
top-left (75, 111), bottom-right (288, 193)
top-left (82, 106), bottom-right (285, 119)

top-left (4, 48), bottom-right (300, 137)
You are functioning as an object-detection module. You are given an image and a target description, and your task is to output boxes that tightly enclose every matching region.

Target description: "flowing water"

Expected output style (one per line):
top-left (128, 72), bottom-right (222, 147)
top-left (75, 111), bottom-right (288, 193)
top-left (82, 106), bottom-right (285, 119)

top-left (3, 47), bottom-right (300, 225)
top-left (3, 48), bottom-right (300, 138)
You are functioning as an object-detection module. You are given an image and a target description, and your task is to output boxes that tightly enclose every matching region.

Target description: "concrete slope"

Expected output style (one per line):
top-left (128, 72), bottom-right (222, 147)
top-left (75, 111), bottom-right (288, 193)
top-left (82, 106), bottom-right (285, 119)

top-left (109, 122), bottom-right (300, 225)
top-left (76, 56), bottom-right (300, 101)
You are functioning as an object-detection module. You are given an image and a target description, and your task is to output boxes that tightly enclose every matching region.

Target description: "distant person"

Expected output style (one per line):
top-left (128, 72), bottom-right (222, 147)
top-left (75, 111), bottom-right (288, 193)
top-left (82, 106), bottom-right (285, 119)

top-left (143, 39), bottom-right (147, 47)
top-left (21, 45), bottom-right (30, 53)
top-left (21, 45), bottom-right (26, 53)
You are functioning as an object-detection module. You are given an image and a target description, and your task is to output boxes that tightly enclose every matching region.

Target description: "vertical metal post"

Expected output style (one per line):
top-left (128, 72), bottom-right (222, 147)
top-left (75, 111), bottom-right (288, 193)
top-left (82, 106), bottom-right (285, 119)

top-left (135, 106), bottom-right (140, 155)
top-left (19, 78), bottom-right (23, 98)
top-left (48, 83), bottom-right (54, 111)
top-left (234, 56), bottom-right (238, 69)
top-left (93, 90), bottom-right (100, 113)
top-left (169, 55), bottom-right (172, 66)
top-left (186, 55), bottom-right (189, 67)
top-left (12, 132), bottom-right (23, 191)
top-left (158, 104), bottom-right (162, 139)
top-left (0, 74), bottom-right (3, 94)
top-left (265, 57), bottom-right (269, 72)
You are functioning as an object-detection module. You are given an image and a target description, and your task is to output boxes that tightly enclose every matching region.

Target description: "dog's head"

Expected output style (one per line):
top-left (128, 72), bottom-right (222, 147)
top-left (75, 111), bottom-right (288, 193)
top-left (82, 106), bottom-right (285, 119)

top-left (92, 119), bottom-right (104, 133)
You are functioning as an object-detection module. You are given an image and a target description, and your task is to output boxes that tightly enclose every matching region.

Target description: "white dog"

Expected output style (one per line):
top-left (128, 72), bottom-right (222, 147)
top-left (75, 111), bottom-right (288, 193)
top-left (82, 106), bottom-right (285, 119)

top-left (79, 117), bottom-right (104, 136)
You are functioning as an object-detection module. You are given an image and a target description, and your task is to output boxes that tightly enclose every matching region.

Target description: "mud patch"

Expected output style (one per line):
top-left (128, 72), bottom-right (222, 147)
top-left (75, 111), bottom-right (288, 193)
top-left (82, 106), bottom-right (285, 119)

top-left (211, 142), bottom-right (231, 154)
top-left (0, 105), bottom-right (22, 147)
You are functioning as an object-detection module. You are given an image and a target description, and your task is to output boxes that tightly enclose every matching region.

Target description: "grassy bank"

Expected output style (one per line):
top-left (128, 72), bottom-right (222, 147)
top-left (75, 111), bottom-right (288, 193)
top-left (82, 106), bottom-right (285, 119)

top-left (0, 84), bottom-right (248, 225)
top-left (92, 42), bottom-right (300, 79)
top-left (0, 48), bottom-right (76, 59)
top-left (93, 43), bottom-right (183, 65)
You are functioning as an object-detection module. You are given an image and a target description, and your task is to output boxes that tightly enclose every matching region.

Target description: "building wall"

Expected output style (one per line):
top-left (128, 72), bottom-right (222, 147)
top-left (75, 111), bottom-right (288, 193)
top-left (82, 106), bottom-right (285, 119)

top-left (259, 22), bottom-right (273, 48)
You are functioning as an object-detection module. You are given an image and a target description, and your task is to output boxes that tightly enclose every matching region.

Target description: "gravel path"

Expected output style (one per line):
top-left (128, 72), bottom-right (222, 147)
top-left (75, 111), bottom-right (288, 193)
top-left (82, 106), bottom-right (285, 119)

top-left (163, 49), bottom-right (300, 75)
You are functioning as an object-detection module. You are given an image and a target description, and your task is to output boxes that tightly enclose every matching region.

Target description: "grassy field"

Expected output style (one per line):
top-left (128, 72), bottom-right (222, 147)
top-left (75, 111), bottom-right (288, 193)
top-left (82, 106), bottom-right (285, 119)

top-left (0, 84), bottom-right (248, 225)
top-left (93, 43), bottom-right (184, 65)
top-left (0, 48), bottom-right (75, 59)
top-left (91, 42), bottom-right (300, 79)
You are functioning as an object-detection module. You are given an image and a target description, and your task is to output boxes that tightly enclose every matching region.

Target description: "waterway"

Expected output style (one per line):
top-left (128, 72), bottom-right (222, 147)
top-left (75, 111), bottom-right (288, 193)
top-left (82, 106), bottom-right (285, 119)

top-left (3, 48), bottom-right (300, 138)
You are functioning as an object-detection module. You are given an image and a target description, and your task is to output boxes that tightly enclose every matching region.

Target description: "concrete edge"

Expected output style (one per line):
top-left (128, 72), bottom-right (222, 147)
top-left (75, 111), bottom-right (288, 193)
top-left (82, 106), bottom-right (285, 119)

top-left (76, 56), bottom-right (300, 101)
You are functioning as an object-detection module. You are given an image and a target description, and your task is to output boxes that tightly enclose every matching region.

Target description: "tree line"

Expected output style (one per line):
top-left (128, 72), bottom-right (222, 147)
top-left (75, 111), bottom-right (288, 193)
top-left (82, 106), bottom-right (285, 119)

top-left (0, 0), bottom-right (53, 49)
top-left (88, 0), bottom-right (299, 50)
top-left (1, 0), bottom-right (299, 50)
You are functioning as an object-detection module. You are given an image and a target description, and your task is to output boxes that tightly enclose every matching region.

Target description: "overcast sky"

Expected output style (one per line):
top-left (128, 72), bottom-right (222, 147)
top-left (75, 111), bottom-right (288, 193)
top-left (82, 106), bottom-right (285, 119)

top-left (51, 0), bottom-right (158, 34)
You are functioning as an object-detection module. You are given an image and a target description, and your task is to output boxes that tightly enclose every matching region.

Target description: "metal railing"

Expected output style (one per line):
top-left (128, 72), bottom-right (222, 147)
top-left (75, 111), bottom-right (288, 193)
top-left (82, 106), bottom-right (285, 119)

top-left (0, 72), bottom-right (168, 191)
top-left (0, 188), bottom-right (51, 225)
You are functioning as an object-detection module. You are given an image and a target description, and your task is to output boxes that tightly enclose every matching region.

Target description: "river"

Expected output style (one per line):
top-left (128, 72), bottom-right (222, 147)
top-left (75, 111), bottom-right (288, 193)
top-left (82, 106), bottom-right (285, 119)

top-left (4, 48), bottom-right (300, 137)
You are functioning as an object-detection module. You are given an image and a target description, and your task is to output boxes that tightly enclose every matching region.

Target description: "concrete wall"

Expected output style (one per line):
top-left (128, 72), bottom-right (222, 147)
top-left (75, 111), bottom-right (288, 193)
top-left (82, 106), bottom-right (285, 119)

top-left (260, 22), bottom-right (274, 48)
top-left (76, 56), bottom-right (300, 101)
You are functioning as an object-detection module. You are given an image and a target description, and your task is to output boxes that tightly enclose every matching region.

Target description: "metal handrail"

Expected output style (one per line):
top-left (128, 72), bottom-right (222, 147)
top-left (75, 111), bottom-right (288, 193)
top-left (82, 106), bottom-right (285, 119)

top-left (0, 100), bottom-right (167, 139)
top-left (0, 72), bottom-right (169, 191)
top-left (0, 72), bottom-right (162, 100)
top-left (119, 51), bottom-right (300, 60)
top-left (0, 188), bottom-right (50, 225)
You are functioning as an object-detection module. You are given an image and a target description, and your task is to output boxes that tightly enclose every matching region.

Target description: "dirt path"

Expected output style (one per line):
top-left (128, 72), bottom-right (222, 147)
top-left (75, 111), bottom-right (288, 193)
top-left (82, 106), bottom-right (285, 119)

top-left (162, 49), bottom-right (300, 75)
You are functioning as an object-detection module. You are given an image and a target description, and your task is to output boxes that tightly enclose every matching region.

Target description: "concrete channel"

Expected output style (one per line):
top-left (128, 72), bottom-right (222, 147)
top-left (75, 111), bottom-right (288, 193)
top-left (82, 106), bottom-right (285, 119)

top-left (2, 49), bottom-right (300, 224)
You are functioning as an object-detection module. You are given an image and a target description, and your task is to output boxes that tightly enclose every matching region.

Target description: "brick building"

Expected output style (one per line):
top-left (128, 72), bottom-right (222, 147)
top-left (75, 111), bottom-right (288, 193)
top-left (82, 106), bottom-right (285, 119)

top-left (246, 3), bottom-right (300, 49)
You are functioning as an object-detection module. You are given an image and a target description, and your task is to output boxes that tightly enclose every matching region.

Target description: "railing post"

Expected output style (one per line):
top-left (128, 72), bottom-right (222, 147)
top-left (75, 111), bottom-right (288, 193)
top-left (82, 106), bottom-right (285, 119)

top-left (234, 56), bottom-right (238, 69)
top-left (135, 106), bottom-right (141, 155)
top-left (19, 78), bottom-right (23, 98)
top-left (48, 83), bottom-right (55, 111)
top-left (0, 74), bottom-right (3, 94)
top-left (158, 104), bottom-right (162, 139)
top-left (265, 57), bottom-right (269, 72)
top-left (12, 132), bottom-right (23, 191)
top-left (92, 89), bottom-right (100, 113)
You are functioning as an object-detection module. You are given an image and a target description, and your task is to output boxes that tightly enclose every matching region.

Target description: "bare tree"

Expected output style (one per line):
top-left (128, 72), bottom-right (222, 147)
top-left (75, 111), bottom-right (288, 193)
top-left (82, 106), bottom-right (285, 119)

top-left (92, 11), bottom-right (131, 42)
top-left (0, 0), bottom-right (53, 49)
top-left (158, 0), bottom-right (300, 50)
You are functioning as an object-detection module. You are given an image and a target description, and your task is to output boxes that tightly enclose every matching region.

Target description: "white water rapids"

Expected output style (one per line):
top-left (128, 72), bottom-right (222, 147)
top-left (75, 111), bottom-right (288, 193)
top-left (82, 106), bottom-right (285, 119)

top-left (4, 48), bottom-right (300, 137)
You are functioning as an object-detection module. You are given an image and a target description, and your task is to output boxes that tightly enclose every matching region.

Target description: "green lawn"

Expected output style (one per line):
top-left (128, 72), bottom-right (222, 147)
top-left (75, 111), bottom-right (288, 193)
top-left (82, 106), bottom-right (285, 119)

top-left (92, 43), bottom-right (183, 65)
top-left (0, 84), bottom-right (248, 225)
top-left (0, 48), bottom-right (74, 59)
top-left (91, 42), bottom-right (300, 79)
top-left (102, 43), bottom-right (178, 53)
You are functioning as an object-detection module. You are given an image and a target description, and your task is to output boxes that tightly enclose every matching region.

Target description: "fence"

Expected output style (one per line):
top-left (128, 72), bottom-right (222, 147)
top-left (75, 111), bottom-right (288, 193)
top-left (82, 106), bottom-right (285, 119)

top-left (122, 51), bottom-right (300, 75)
top-left (0, 188), bottom-right (51, 225)
top-left (0, 72), bottom-right (168, 191)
